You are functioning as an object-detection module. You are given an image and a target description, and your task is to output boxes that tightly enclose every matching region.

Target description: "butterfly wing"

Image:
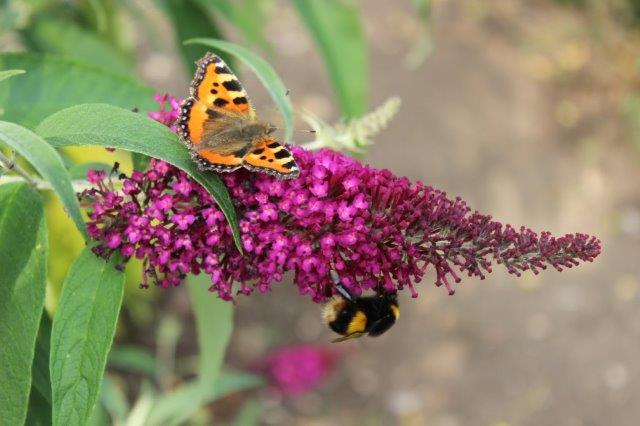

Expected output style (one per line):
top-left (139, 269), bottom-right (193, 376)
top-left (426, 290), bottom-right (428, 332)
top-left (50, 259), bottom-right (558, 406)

top-left (177, 52), bottom-right (255, 172)
top-left (243, 138), bottom-right (300, 179)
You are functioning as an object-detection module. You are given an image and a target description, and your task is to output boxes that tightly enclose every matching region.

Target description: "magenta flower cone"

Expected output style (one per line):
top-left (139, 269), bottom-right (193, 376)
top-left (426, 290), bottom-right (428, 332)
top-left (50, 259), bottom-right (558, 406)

top-left (80, 95), bottom-right (601, 302)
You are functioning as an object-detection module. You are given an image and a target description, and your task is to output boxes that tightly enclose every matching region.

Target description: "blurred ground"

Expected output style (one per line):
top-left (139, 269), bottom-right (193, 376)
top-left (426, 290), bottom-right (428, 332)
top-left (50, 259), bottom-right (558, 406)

top-left (139, 1), bottom-right (640, 425)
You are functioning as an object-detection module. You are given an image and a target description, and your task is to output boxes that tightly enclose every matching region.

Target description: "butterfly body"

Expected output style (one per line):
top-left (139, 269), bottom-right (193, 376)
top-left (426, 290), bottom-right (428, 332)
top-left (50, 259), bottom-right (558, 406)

top-left (177, 53), bottom-right (299, 179)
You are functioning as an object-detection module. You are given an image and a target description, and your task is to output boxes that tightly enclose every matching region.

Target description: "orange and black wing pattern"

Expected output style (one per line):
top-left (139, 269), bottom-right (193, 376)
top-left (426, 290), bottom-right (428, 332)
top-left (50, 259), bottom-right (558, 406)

top-left (243, 138), bottom-right (299, 179)
top-left (177, 52), bottom-right (254, 172)
top-left (177, 52), bottom-right (300, 179)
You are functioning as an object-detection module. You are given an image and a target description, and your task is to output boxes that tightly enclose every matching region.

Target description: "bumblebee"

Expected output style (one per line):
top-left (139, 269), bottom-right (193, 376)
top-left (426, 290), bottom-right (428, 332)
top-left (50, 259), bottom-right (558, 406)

top-left (322, 277), bottom-right (399, 343)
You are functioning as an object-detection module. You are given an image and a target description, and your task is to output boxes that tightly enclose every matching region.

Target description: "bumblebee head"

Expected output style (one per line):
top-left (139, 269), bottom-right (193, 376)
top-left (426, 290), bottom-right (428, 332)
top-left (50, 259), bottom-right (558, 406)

top-left (373, 286), bottom-right (398, 305)
top-left (380, 290), bottom-right (397, 302)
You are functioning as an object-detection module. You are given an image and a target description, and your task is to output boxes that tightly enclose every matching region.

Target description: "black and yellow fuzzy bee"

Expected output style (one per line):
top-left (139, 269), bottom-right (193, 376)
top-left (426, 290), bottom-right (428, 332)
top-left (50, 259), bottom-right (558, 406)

top-left (322, 275), bottom-right (399, 343)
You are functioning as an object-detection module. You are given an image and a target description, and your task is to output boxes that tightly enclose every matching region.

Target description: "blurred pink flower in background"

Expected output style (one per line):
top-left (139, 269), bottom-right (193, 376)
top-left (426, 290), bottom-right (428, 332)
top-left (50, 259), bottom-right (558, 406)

top-left (257, 344), bottom-right (344, 396)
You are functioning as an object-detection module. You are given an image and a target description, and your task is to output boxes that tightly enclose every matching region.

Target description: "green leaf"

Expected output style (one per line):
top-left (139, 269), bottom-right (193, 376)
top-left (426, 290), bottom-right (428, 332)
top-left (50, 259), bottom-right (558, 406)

top-left (108, 345), bottom-right (158, 377)
top-left (36, 103), bottom-right (243, 252)
top-left (233, 399), bottom-right (261, 426)
top-left (22, 19), bottom-right (133, 75)
top-left (145, 273), bottom-right (237, 425)
top-left (31, 312), bottom-right (53, 403)
top-left (86, 402), bottom-right (109, 426)
top-left (188, 273), bottom-right (233, 384)
top-left (0, 183), bottom-right (47, 425)
top-left (0, 52), bottom-right (156, 129)
top-left (208, 372), bottom-right (264, 400)
top-left (68, 162), bottom-right (112, 180)
top-left (124, 382), bottom-right (155, 425)
top-left (146, 372), bottom-right (263, 425)
top-left (50, 247), bottom-right (126, 426)
top-left (145, 384), bottom-right (200, 426)
top-left (0, 120), bottom-right (88, 239)
top-left (405, 0), bottom-right (432, 68)
top-left (291, 0), bottom-right (368, 117)
top-left (25, 384), bottom-right (52, 426)
top-left (87, 0), bottom-right (109, 34)
top-left (99, 376), bottom-right (129, 423)
top-left (25, 312), bottom-right (53, 426)
top-left (159, 0), bottom-right (231, 73)
top-left (131, 151), bottom-right (151, 172)
top-left (0, 68), bottom-right (25, 83)
top-left (185, 38), bottom-right (294, 141)
top-left (204, 0), bottom-right (272, 53)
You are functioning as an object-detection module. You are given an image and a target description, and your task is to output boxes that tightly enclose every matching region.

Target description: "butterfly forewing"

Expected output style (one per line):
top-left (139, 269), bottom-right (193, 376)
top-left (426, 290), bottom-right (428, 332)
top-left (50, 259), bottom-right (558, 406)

top-left (178, 53), bottom-right (254, 146)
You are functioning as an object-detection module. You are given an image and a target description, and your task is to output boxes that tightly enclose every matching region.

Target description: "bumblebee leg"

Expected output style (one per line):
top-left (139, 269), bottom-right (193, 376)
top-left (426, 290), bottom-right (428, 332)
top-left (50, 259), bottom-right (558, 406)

top-left (331, 331), bottom-right (366, 343)
top-left (367, 314), bottom-right (396, 337)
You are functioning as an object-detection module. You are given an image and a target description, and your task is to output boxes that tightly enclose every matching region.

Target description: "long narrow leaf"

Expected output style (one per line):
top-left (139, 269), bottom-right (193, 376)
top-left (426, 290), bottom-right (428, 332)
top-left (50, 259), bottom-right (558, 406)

top-left (189, 273), bottom-right (234, 384)
top-left (0, 183), bottom-right (47, 425)
top-left (108, 345), bottom-right (158, 377)
top-left (233, 399), bottom-right (261, 426)
top-left (99, 376), bottom-right (130, 423)
top-left (0, 53), bottom-right (156, 129)
top-left (22, 19), bottom-right (133, 76)
top-left (291, 0), bottom-right (368, 117)
top-left (146, 372), bottom-right (263, 425)
top-left (50, 248), bottom-right (125, 426)
top-left (35, 103), bottom-right (243, 252)
top-left (158, 0), bottom-right (232, 73)
top-left (204, 0), bottom-right (272, 53)
top-left (0, 121), bottom-right (88, 239)
top-left (185, 38), bottom-right (294, 141)
top-left (31, 311), bottom-right (53, 403)
top-left (0, 69), bottom-right (25, 83)
top-left (144, 274), bottom-right (234, 425)
top-left (26, 312), bottom-right (53, 425)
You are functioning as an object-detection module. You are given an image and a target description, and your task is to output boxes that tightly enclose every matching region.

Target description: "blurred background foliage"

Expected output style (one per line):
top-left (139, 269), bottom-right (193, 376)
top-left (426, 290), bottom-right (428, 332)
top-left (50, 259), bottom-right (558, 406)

top-left (3, 0), bottom-right (640, 423)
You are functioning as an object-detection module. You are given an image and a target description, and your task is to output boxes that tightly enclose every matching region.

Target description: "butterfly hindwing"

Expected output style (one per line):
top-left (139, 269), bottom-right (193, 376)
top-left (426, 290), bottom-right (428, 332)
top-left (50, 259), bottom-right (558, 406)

top-left (193, 148), bottom-right (244, 173)
top-left (243, 138), bottom-right (299, 179)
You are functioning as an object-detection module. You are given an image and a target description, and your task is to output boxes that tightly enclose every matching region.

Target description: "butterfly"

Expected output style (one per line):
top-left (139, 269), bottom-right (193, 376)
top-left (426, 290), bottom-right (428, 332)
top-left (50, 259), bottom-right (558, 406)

top-left (176, 52), bottom-right (299, 179)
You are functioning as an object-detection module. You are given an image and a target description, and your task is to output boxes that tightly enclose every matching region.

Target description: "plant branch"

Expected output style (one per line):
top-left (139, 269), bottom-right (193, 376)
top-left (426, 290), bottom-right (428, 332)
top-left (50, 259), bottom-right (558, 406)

top-left (0, 174), bottom-right (98, 192)
top-left (0, 151), bottom-right (37, 187)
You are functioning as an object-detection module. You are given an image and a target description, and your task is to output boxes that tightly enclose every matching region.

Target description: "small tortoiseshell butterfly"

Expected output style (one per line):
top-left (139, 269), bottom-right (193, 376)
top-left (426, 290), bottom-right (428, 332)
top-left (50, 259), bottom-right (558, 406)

top-left (177, 52), bottom-right (299, 179)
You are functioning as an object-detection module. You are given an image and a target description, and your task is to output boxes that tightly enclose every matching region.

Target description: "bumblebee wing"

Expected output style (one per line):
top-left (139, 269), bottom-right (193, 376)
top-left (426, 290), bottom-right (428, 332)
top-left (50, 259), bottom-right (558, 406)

top-left (331, 331), bottom-right (366, 343)
top-left (335, 284), bottom-right (354, 302)
top-left (367, 314), bottom-right (397, 337)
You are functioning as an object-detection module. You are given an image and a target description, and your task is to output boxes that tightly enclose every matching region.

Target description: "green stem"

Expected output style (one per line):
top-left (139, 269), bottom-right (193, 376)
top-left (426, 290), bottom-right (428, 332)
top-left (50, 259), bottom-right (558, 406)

top-left (0, 175), bottom-right (95, 192)
top-left (0, 151), bottom-right (37, 187)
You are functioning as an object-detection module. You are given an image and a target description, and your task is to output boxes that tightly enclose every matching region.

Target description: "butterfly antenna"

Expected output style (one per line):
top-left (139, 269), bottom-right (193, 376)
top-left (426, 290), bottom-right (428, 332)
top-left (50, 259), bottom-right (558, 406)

top-left (270, 126), bottom-right (316, 134)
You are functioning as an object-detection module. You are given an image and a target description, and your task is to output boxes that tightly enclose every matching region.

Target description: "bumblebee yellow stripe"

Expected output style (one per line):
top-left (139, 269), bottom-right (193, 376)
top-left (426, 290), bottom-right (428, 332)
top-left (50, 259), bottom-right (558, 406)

top-left (347, 310), bottom-right (367, 334)
top-left (390, 304), bottom-right (400, 320)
